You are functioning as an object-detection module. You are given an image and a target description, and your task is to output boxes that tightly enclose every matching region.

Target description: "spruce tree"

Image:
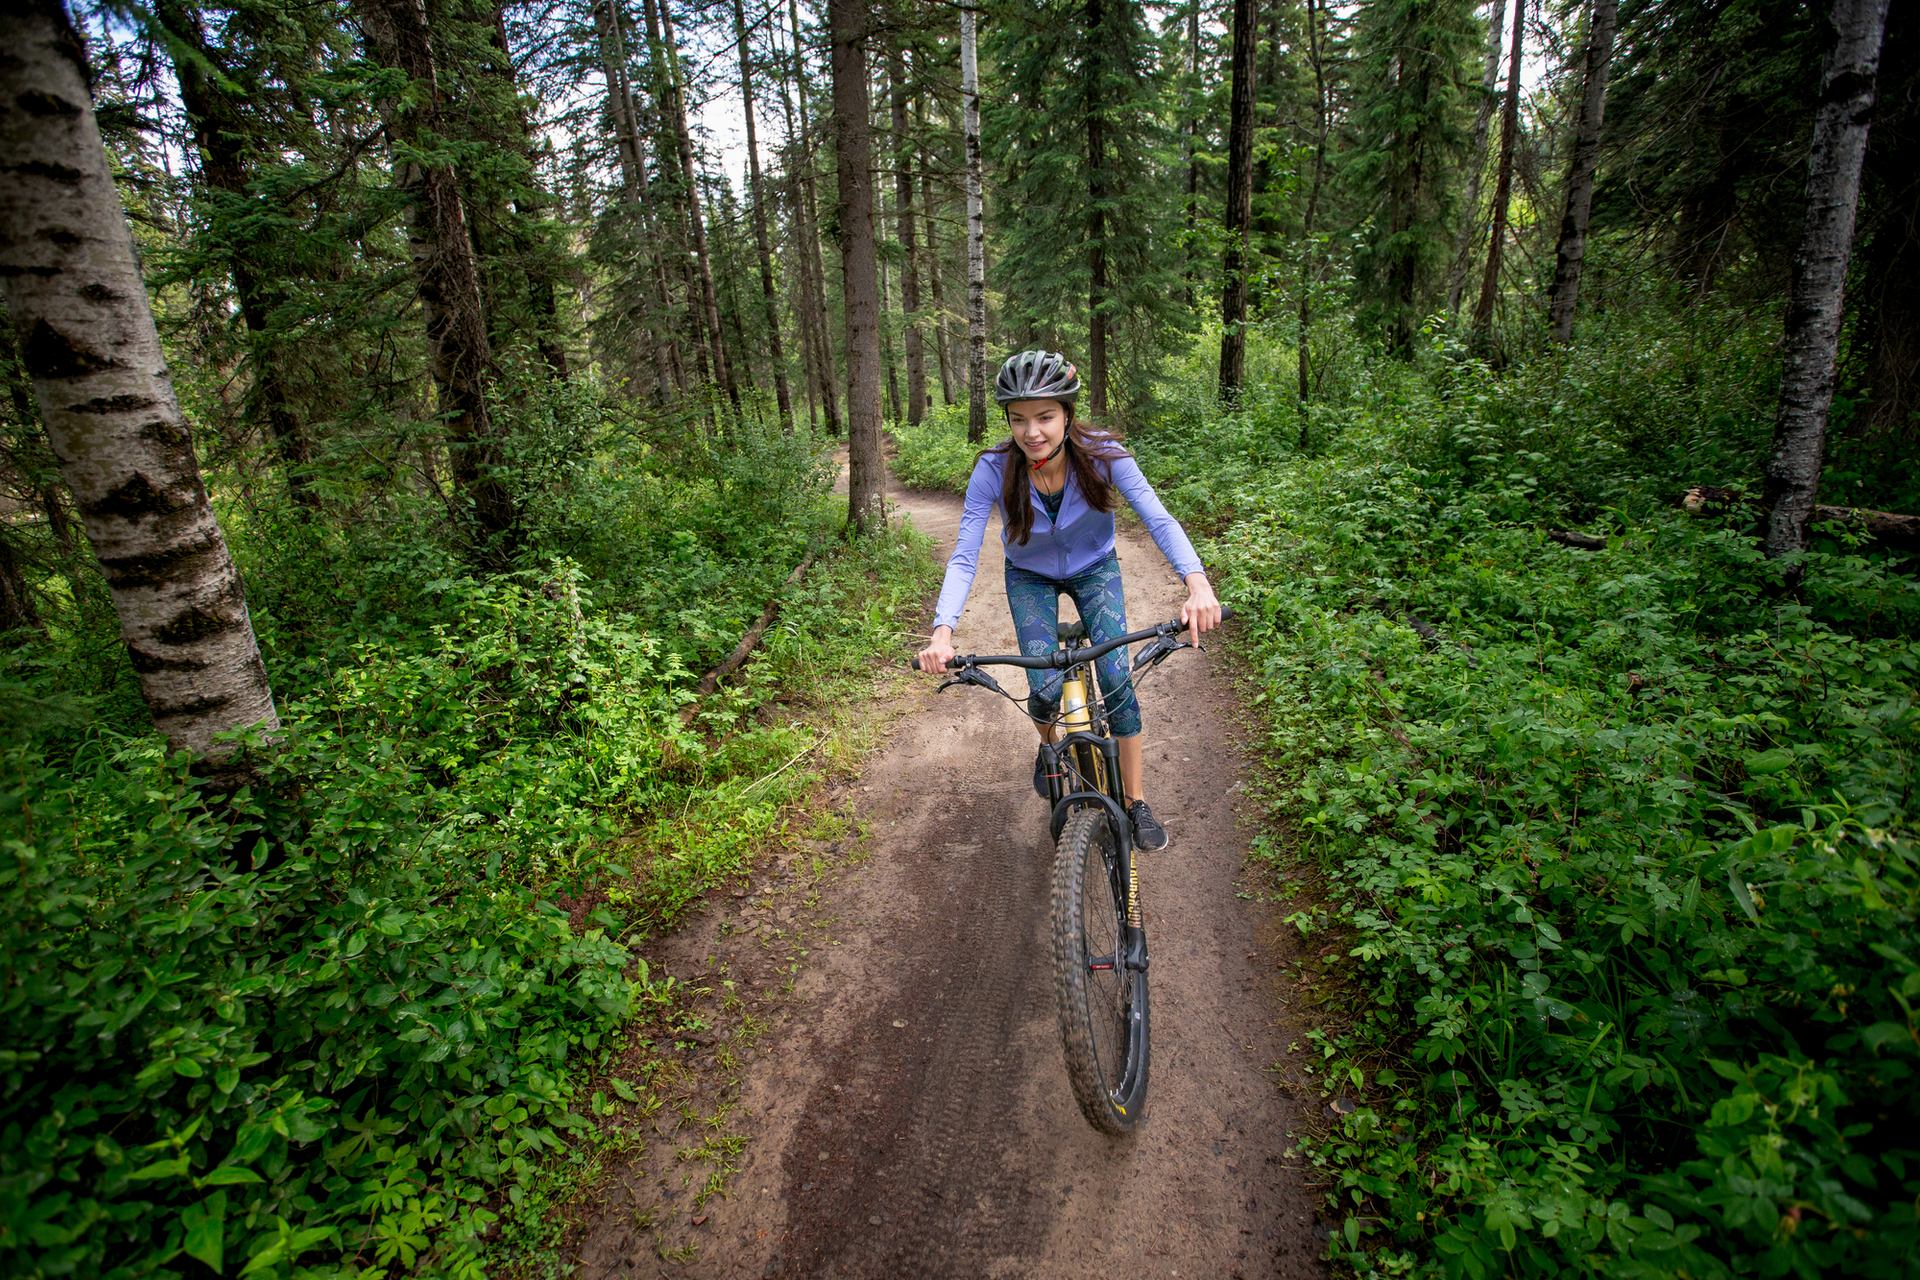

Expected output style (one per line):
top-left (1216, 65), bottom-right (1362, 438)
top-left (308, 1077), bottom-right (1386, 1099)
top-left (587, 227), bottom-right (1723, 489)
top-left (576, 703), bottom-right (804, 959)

top-left (1346, 0), bottom-right (1481, 357)
top-left (986, 0), bottom-right (1187, 416)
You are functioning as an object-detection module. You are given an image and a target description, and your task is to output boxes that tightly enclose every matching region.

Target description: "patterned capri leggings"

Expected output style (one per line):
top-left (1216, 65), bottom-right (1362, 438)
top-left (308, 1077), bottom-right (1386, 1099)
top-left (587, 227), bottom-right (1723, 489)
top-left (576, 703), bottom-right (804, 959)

top-left (1003, 550), bottom-right (1142, 738)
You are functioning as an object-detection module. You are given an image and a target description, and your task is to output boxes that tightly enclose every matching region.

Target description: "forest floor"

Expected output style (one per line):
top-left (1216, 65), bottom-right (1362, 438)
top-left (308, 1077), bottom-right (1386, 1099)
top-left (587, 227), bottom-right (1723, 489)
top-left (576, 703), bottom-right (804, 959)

top-left (561, 463), bottom-right (1327, 1278)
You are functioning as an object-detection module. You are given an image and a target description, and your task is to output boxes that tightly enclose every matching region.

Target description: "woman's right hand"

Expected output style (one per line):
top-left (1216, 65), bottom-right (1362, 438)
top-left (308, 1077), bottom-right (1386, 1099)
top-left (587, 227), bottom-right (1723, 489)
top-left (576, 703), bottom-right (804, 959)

top-left (916, 626), bottom-right (956, 674)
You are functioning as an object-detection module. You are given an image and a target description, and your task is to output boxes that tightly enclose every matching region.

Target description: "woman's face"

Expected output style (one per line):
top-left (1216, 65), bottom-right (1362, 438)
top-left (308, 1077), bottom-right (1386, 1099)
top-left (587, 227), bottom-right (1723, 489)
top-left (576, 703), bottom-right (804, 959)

top-left (1007, 398), bottom-right (1069, 464)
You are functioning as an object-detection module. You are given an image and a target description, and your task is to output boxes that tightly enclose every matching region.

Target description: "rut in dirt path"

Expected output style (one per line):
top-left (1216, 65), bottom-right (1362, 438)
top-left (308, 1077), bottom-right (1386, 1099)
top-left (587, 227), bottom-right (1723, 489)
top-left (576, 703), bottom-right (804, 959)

top-left (570, 473), bottom-right (1327, 1280)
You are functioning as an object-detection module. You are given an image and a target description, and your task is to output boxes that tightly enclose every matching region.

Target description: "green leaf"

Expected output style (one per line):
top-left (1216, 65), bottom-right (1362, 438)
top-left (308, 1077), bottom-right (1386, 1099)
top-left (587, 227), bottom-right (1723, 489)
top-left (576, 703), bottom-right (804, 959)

top-left (201, 1164), bottom-right (265, 1187)
top-left (609, 1077), bottom-right (638, 1103)
top-left (182, 1192), bottom-right (227, 1272)
top-left (128, 1156), bottom-right (190, 1183)
top-left (1727, 869), bottom-right (1760, 923)
top-left (1743, 749), bottom-right (1793, 776)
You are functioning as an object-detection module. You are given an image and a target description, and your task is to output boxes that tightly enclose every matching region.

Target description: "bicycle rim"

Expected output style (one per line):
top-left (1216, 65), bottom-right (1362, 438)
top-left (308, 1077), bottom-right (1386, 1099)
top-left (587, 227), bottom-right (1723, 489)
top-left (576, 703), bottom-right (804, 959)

top-left (1050, 808), bottom-right (1149, 1133)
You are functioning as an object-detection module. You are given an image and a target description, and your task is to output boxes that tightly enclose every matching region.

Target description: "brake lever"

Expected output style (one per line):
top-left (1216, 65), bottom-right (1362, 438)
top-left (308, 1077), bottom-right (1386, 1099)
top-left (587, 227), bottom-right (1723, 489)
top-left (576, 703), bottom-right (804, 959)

top-left (1136, 633), bottom-right (1193, 670)
top-left (937, 665), bottom-right (1008, 697)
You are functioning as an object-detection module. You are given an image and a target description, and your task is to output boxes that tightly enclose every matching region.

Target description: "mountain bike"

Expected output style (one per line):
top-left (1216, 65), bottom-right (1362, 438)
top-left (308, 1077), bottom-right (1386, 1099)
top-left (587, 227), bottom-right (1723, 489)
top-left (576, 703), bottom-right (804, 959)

top-left (929, 606), bottom-right (1231, 1134)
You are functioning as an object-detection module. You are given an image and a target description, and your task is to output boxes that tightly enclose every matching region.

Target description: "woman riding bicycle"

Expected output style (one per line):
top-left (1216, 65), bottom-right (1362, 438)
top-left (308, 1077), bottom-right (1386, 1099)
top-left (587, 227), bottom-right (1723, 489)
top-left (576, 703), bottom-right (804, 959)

top-left (914, 350), bottom-right (1222, 851)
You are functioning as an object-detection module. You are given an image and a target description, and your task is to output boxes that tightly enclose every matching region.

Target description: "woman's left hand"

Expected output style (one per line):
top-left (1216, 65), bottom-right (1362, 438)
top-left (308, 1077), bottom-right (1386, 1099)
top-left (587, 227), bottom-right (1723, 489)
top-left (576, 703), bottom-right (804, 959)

top-left (1181, 573), bottom-right (1221, 646)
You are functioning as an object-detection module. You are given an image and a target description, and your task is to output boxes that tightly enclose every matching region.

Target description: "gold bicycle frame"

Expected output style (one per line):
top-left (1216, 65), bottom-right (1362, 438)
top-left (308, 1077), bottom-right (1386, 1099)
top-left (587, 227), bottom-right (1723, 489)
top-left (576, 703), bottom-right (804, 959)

top-left (1058, 667), bottom-right (1140, 928)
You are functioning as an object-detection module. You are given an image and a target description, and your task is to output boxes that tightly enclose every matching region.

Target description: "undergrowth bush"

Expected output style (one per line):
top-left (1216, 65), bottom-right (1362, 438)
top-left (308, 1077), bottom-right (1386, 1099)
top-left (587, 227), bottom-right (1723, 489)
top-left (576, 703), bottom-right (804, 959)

top-left (1162, 322), bottom-right (1919, 1277)
top-left (887, 403), bottom-right (981, 493)
top-left (1, 393), bottom-right (937, 1278)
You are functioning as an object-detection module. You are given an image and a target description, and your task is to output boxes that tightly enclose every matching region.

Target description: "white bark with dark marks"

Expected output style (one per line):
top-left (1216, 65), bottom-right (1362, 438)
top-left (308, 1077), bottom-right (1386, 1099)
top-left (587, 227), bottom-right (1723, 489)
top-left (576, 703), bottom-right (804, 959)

top-left (1763, 0), bottom-right (1892, 565)
top-left (0, 0), bottom-right (278, 758)
top-left (961, 5), bottom-right (988, 443)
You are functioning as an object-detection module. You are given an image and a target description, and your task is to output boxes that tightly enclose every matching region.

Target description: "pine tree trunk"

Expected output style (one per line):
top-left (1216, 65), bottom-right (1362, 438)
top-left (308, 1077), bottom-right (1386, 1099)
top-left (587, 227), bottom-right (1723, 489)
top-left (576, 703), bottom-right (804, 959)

top-left (920, 123), bottom-right (955, 407)
top-left (160, 0), bottom-right (318, 511)
top-left (734, 0), bottom-right (793, 427)
top-left (0, 0), bottom-right (279, 760)
top-left (888, 45), bottom-right (927, 425)
top-left (1448, 0), bottom-right (1508, 315)
top-left (645, 0), bottom-right (736, 409)
top-left (1546, 0), bottom-right (1618, 344)
top-left (1472, 0), bottom-right (1527, 345)
top-left (832, 0), bottom-right (885, 533)
top-left (1085, 0), bottom-right (1110, 418)
top-left (1218, 0), bottom-right (1258, 404)
top-left (1184, 0), bottom-right (1200, 311)
top-left (880, 227), bottom-right (902, 422)
top-left (662, 0), bottom-right (736, 409)
top-left (787, 0), bottom-right (841, 434)
top-left (1763, 0), bottom-right (1892, 565)
top-left (1297, 0), bottom-right (1328, 433)
top-left (962, 5), bottom-right (989, 442)
top-left (593, 0), bottom-right (678, 400)
top-left (478, 2), bottom-right (569, 379)
top-left (355, 0), bottom-right (517, 554)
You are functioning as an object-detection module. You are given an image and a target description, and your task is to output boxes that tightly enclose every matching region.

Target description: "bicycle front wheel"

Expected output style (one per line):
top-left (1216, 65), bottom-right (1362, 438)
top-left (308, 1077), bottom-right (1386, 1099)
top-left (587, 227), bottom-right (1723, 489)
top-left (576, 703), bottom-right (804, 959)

top-left (1050, 808), bottom-right (1149, 1133)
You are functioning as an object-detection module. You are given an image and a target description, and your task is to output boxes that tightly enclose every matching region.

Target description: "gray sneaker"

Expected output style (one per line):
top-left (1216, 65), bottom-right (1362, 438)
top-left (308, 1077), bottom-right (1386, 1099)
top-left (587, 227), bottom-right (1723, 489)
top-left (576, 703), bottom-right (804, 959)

top-left (1129, 800), bottom-right (1169, 852)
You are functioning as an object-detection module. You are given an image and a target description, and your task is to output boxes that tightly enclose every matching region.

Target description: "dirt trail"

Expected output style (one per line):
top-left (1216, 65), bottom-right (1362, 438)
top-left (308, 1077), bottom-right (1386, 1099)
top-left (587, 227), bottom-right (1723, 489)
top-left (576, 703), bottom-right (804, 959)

top-left (570, 472), bottom-right (1325, 1279)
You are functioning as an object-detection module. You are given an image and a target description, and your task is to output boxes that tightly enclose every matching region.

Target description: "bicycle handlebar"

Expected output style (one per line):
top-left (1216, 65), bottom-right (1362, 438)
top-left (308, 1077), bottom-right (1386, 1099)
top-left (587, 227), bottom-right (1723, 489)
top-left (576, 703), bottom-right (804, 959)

top-left (930, 605), bottom-right (1235, 672)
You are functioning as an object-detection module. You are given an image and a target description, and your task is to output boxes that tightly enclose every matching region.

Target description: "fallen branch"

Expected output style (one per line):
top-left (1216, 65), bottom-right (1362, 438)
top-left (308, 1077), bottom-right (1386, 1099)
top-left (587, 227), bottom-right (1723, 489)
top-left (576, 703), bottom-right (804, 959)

top-left (1681, 485), bottom-right (1920, 550)
top-left (1548, 528), bottom-right (1608, 551)
top-left (679, 552), bottom-right (817, 723)
top-left (1368, 597), bottom-right (1479, 668)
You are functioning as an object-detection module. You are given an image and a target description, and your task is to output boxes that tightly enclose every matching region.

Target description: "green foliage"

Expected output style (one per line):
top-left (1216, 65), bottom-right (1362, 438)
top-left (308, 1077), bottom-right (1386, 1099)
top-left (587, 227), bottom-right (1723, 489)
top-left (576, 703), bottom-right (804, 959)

top-left (1, 379), bottom-right (936, 1277)
top-left (1150, 320), bottom-right (1920, 1277)
top-left (887, 403), bottom-right (986, 494)
top-left (984, 0), bottom-right (1193, 412)
top-left (1343, 0), bottom-right (1482, 356)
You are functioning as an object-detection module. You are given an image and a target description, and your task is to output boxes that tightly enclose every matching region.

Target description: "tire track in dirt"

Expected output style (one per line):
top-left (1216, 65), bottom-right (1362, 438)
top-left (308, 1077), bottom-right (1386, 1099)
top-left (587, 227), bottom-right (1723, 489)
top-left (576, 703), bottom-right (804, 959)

top-left (571, 469), bottom-right (1325, 1279)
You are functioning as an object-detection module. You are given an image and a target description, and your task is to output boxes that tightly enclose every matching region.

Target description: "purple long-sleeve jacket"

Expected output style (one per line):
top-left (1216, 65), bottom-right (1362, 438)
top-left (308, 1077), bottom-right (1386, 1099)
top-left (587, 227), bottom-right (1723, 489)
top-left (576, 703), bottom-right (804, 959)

top-left (932, 447), bottom-right (1206, 632)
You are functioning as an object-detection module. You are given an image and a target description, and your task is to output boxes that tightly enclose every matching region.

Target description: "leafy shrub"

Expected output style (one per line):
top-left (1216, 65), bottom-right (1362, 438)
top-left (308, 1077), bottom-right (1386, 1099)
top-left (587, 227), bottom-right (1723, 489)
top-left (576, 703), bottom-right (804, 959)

top-left (888, 404), bottom-right (984, 493)
top-left (1166, 322), bottom-right (1920, 1278)
top-left (2, 370), bottom-right (937, 1277)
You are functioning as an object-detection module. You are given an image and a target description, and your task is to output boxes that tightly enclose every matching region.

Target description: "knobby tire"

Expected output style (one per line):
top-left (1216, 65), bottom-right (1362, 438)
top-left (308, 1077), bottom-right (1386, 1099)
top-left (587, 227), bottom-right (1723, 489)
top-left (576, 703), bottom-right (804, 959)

top-left (1050, 807), bottom-right (1149, 1134)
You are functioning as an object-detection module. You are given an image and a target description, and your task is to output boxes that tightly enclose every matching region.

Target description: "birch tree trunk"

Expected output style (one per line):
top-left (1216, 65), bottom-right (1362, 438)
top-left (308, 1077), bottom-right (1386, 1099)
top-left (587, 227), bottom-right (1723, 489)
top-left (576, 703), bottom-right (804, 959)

top-left (1471, 0), bottom-right (1527, 344)
top-left (354, 0), bottom-right (517, 554)
top-left (962, 4), bottom-right (989, 443)
top-left (888, 44), bottom-right (927, 425)
top-left (1217, 0), bottom-right (1257, 404)
top-left (1547, 0), bottom-right (1619, 344)
top-left (1763, 0), bottom-right (1892, 566)
top-left (831, 0), bottom-right (885, 533)
top-left (734, 0), bottom-right (792, 427)
top-left (0, 0), bottom-right (279, 762)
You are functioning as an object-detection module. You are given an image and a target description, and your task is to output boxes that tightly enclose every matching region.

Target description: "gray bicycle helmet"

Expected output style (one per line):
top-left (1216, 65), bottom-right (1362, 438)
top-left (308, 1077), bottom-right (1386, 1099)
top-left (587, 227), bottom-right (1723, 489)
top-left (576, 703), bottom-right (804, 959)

top-left (994, 350), bottom-right (1081, 408)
